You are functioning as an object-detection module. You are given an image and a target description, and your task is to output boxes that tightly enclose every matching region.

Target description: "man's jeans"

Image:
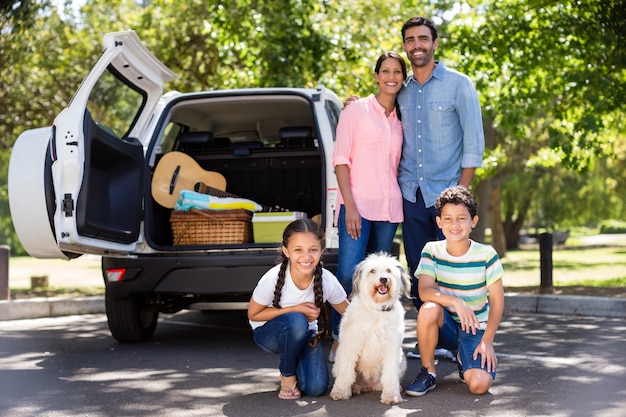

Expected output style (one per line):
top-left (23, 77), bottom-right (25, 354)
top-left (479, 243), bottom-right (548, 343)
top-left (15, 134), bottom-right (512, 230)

top-left (403, 189), bottom-right (444, 310)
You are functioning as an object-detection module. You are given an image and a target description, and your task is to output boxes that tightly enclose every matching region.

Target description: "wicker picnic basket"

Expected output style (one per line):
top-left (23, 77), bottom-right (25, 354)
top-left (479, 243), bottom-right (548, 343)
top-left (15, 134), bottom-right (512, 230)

top-left (170, 208), bottom-right (253, 245)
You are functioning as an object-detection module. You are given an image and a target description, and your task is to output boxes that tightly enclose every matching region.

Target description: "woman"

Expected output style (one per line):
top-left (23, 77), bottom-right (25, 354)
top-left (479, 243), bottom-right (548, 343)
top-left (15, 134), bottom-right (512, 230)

top-left (330, 51), bottom-right (407, 361)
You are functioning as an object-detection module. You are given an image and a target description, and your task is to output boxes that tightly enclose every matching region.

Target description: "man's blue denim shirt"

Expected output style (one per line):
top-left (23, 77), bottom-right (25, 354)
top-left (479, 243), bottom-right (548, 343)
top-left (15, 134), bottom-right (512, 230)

top-left (397, 61), bottom-right (485, 208)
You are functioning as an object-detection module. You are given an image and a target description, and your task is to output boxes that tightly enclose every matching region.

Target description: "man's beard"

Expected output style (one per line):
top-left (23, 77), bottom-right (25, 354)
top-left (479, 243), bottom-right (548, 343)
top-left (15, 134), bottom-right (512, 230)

top-left (408, 48), bottom-right (433, 67)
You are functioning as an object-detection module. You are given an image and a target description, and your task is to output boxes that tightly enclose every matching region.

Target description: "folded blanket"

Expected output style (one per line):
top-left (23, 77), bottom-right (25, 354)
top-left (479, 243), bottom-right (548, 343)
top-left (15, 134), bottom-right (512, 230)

top-left (175, 190), bottom-right (263, 212)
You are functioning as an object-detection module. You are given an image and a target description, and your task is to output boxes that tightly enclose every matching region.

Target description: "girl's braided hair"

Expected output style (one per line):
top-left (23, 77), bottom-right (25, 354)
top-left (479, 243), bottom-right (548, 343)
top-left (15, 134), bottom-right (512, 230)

top-left (272, 218), bottom-right (328, 347)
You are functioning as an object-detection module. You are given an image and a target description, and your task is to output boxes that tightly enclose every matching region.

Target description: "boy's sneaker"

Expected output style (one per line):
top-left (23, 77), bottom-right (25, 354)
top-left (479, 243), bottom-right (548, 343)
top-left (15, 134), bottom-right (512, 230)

top-left (457, 353), bottom-right (466, 383)
top-left (406, 343), bottom-right (421, 359)
top-left (405, 367), bottom-right (436, 397)
top-left (406, 343), bottom-right (457, 361)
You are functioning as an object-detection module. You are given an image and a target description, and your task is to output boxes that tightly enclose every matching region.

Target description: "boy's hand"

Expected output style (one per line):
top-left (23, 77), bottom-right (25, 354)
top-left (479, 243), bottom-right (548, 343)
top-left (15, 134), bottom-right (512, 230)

top-left (453, 298), bottom-right (481, 334)
top-left (474, 339), bottom-right (497, 373)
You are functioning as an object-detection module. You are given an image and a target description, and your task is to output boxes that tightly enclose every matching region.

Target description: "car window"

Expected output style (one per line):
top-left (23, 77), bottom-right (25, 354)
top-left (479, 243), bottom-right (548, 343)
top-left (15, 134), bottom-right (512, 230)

top-left (86, 65), bottom-right (146, 139)
top-left (158, 122), bottom-right (183, 153)
top-left (325, 99), bottom-right (340, 142)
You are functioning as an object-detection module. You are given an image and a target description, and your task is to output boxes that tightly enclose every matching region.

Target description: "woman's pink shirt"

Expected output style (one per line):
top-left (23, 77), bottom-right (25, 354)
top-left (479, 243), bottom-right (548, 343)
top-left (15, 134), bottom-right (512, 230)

top-left (332, 94), bottom-right (404, 225)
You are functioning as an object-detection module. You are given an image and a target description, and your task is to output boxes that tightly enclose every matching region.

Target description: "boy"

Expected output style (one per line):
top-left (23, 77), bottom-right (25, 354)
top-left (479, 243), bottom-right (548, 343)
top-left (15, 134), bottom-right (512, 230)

top-left (405, 185), bottom-right (504, 396)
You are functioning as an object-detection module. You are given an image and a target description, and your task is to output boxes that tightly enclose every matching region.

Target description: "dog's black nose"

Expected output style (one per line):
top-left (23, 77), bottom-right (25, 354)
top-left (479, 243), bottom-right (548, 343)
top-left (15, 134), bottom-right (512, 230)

top-left (380, 277), bottom-right (388, 284)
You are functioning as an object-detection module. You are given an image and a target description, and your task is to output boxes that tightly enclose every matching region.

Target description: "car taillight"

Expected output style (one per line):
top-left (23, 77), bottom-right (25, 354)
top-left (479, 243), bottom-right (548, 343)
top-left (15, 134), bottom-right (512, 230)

top-left (105, 268), bottom-right (127, 282)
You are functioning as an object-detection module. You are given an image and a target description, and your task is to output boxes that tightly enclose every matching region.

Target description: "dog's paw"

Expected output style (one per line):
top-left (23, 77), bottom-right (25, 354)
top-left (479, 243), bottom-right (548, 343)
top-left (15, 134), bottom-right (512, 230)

top-left (380, 392), bottom-right (405, 405)
top-left (330, 386), bottom-right (352, 401)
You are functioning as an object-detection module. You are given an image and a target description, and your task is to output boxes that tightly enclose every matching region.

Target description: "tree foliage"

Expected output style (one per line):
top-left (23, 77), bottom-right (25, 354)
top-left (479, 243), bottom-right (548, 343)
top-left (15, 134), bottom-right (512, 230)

top-left (443, 0), bottom-right (626, 253)
top-left (0, 0), bottom-right (624, 256)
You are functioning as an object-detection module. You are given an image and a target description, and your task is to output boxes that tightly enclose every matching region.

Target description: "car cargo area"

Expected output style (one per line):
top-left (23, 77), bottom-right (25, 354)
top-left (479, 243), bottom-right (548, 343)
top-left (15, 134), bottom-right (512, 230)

top-left (145, 92), bottom-right (327, 249)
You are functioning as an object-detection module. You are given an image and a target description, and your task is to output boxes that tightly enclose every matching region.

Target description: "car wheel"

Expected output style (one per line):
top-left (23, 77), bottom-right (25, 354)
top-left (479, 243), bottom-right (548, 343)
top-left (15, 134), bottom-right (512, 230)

top-left (105, 290), bottom-right (158, 343)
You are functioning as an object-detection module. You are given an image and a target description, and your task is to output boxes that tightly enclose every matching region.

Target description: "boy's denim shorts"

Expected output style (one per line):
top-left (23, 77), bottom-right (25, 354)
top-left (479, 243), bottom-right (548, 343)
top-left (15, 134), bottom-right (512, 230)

top-left (437, 309), bottom-right (497, 380)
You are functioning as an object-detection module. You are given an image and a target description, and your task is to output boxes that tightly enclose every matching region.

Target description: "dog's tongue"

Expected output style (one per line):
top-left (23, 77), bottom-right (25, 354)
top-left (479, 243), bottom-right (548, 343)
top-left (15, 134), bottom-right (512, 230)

top-left (377, 285), bottom-right (388, 295)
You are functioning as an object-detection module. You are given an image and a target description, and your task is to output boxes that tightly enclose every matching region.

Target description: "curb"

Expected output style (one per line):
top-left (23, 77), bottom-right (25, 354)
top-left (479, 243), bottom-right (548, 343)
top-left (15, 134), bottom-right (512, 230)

top-left (504, 293), bottom-right (626, 318)
top-left (1, 294), bottom-right (625, 321)
top-left (0, 296), bottom-right (105, 320)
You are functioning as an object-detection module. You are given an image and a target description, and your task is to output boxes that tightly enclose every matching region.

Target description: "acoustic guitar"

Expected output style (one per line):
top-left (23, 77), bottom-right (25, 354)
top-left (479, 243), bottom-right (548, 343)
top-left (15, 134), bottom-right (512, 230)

top-left (151, 151), bottom-right (290, 212)
top-left (151, 151), bottom-right (227, 208)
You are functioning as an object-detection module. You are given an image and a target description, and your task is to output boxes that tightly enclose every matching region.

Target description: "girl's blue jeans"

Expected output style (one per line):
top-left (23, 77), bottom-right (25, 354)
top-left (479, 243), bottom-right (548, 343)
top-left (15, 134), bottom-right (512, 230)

top-left (252, 312), bottom-right (329, 396)
top-left (331, 205), bottom-right (399, 337)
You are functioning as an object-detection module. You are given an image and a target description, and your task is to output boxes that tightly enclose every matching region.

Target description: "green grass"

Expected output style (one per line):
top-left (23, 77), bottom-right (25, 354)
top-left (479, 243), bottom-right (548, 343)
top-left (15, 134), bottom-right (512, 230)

top-left (502, 247), bottom-right (626, 287)
top-left (567, 277), bottom-right (626, 287)
top-left (10, 286), bottom-right (105, 299)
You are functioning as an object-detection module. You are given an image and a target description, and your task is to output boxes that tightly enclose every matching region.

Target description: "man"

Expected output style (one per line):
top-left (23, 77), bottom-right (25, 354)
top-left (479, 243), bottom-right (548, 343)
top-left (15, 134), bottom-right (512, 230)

top-left (397, 17), bottom-right (485, 361)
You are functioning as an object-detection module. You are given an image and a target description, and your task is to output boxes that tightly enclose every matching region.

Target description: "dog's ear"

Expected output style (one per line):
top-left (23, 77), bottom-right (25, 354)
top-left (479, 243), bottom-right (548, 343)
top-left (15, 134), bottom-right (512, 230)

top-left (351, 258), bottom-right (366, 297)
top-left (395, 261), bottom-right (412, 299)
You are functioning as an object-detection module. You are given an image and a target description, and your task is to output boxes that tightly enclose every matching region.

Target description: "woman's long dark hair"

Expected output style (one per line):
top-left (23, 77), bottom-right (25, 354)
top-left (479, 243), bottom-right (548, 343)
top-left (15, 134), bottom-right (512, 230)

top-left (374, 51), bottom-right (408, 121)
top-left (272, 218), bottom-right (328, 347)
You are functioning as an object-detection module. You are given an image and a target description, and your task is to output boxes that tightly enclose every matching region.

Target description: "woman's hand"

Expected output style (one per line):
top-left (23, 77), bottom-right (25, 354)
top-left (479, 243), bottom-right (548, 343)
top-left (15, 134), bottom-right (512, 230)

top-left (344, 206), bottom-right (362, 239)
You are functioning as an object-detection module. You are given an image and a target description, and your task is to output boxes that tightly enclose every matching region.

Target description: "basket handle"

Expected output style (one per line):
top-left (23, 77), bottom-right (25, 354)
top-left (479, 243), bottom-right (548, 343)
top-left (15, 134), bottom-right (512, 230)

top-left (173, 222), bottom-right (191, 245)
top-left (174, 209), bottom-right (224, 245)
top-left (173, 210), bottom-right (225, 245)
top-left (189, 208), bottom-right (226, 222)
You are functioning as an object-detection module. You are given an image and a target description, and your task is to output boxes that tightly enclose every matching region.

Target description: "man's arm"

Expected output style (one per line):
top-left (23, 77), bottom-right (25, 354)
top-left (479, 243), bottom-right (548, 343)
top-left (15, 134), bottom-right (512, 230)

top-left (458, 167), bottom-right (475, 188)
top-left (459, 75), bottom-right (485, 178)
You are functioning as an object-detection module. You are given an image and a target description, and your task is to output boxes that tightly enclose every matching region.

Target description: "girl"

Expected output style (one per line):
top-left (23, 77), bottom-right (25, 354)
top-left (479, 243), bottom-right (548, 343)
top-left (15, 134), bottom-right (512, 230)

top-left (248, 218), bottom-right (349, 399)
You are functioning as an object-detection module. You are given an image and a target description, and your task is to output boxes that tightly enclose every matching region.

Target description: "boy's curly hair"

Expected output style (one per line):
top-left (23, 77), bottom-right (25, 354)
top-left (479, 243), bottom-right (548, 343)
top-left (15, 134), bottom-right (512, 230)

top-left (435, 185), bottom-right (478, 218)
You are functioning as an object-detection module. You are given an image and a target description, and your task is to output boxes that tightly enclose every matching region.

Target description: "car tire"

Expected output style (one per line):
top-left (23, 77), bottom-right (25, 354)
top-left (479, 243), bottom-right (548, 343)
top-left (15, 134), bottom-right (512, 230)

top-left (105, 290), bottom-right (158, 343)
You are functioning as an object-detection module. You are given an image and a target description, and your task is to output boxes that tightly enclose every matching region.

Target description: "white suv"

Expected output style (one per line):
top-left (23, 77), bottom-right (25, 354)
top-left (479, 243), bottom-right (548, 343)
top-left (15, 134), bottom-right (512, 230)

top-left (8, 31), bottom-right (345, 342)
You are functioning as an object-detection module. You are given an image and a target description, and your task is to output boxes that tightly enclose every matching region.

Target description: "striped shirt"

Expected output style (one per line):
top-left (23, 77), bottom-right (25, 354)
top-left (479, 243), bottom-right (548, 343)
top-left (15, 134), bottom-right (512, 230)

top-left (417, 240), bottom-right (503, 325)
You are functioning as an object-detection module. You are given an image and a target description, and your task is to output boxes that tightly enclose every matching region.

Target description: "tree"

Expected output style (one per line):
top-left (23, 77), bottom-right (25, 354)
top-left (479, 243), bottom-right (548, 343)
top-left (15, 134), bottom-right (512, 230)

top-left (1, 0), bottom-right (624, 257)
top-left (1, 0), bottom-right (425, 253)
top-left (0, 0), bottom-right (68, 254)
top-left (445, 0), bottom-right (626, 254)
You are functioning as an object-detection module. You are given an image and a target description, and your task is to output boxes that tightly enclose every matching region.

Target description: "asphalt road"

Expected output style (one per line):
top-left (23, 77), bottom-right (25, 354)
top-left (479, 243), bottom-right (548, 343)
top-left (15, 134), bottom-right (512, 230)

top-left (0, 308), bottom-right (624, 417)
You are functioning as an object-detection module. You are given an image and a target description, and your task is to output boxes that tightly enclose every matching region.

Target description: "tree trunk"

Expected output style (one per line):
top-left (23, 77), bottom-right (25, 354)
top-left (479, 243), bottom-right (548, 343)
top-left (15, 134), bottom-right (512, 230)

top-left (504, 195), bottom-right (532, 250)
top-left (472, 180), bottom-right (490, 243)
top-left (473, 116), bottom-right (498, 245)
top-left (489, 184), bottom-right (507, 258)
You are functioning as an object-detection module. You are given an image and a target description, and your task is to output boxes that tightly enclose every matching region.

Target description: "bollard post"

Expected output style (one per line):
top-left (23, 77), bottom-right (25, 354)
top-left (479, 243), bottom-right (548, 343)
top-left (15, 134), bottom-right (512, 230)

top-left (0, 245), bottom-right (9, 301)
top-left (539, 233), bottom-right (553, 293)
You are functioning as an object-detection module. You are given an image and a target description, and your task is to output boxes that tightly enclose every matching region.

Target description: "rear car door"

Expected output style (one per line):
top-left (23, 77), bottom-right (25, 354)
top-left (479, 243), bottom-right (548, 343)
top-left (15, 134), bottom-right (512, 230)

top-left (8, 31), bottom-right (176, 259)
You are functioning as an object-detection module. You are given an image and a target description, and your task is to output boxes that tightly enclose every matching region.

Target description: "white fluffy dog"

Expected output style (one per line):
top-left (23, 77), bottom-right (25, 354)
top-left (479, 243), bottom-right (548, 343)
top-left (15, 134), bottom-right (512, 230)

top-left (330, 252), bottom-right (411, 405)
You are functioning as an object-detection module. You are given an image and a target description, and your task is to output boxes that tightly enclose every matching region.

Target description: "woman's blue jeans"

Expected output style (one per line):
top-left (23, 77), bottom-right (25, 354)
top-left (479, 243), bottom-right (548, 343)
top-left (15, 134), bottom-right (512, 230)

top-left (252, 312), bottom-right (329, 396)
top-left (331, 205), bottom-right (399, 337)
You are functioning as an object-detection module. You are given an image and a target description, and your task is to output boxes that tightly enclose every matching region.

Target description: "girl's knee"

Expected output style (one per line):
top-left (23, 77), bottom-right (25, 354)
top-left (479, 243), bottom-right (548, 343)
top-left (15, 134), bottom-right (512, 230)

top-left (282, 312), bottom-right (309, 341)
